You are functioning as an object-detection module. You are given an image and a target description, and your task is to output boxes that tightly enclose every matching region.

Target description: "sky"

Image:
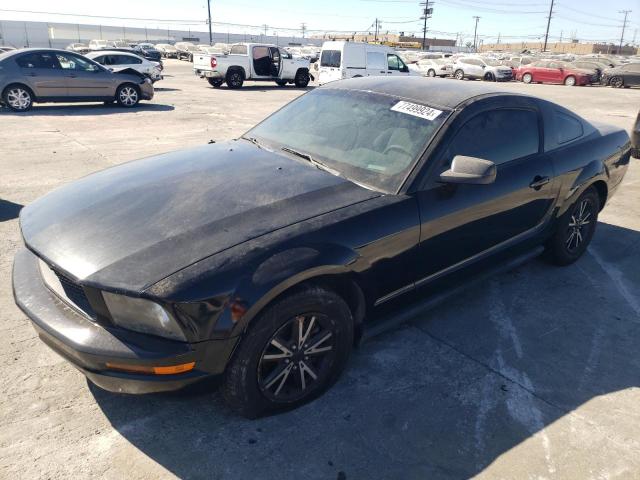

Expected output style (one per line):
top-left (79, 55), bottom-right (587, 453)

top-left (0, 0), bottom-right (638, 45)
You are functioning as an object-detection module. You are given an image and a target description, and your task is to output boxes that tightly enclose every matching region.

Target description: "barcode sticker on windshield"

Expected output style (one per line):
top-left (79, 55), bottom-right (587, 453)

top-left (391, 101), bottom-right (442, 121)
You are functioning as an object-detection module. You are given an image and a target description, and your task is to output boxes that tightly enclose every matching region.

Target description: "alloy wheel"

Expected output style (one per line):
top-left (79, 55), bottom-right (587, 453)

top-left (522, 73), bottom-right (532, 83)
top-left (566, 198), bottom-right (593, 253)
top-left (119, 87), bottom-right (138, 106)
top-left (455, 70), bottom-right (464, 80)
top-left (257, 313), bottom-right (336, 403)
top-left (6, 88), bottom-right (31, 110)
top-left (610, 76), bottom-right (623, 88)
top-left (564, 76), bottom-right (576, 86)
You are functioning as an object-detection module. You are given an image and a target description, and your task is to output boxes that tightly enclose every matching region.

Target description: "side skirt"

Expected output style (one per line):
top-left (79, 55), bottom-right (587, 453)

top-left (361, 246), bottom-right (544, 341)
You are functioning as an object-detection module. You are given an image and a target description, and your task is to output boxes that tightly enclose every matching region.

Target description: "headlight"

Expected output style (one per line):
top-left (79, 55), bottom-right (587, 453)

top-left (102, 292), bottom-right (186, 341)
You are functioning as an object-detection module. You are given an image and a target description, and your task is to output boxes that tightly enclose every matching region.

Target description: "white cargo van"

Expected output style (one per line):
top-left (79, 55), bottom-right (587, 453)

top-left (318, 41), bottom-right (412, 85)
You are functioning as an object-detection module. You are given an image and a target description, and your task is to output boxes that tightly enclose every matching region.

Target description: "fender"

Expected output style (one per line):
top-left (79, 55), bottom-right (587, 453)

top-left (228, 65), bottom-right (247, 79)
top-left (224, 243), bottom-right (361, 337)
top-left (555, 159), bottom-right (607, 218)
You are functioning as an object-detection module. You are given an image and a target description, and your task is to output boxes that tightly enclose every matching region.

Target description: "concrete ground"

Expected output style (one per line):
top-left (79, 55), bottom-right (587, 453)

top-left (1, 59), bottom-right (639, 480)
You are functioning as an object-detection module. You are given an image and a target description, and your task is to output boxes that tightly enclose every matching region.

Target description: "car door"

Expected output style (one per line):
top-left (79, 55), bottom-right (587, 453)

top-left (366, 51), bottom-right (387, 77)
top-left (547, 62), bottom-right (564, 83)
top-left (14, 51), bottom-right (68, 98)
top-left (55, 52), bottom-right (114, 98)
top-left (413, 98), bottom-right (558, 282)
top-left (251, 45), bottom-right (273, 78)
top-left (278, 49), bottom-right (296, 78)
top-left (386, 53), bottom-right (410, 76)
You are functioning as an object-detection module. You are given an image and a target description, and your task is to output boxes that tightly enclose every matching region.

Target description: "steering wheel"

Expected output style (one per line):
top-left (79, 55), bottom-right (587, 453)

top-left (383, 144), bottom-right (413, 157)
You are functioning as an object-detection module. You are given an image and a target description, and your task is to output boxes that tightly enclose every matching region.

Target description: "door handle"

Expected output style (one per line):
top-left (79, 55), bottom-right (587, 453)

top-left (24, 72), bottom-right (37, 77)
top-left (380, 71), bottom-right (386, 73)
top-left (529, 175), bottom-right (550, 190)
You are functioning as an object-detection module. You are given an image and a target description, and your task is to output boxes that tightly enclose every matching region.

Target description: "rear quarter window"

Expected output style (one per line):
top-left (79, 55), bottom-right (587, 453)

top-left (320, 50), bottom-right (341, 68)
top-left (555, 111), bottom-right (584, 144)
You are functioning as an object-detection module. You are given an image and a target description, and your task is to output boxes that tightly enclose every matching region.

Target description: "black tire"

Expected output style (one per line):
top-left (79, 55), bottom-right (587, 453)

top-left (3, 84), bottom-right (34, 112)
top-left (609, 76), bottom-right (624, 88)
top-left (222, 286), bottom-right (354, 418)
top-left (115, 83), bottom-right (140, 107)
top-left (427, 69), bottom-right (436, 77)
top-left (484, 72), bottom-right (495, 82)
top-left (188, 54), bottom-right (193, 63)
top-left (275, 79), bottom-right (288, 87)
top-left (454, 69), bottom-right (464, 80)
top-left (207, 77), bottom-right (224, 88)
top-left (522, 73), bottom-right (533, 84)
top-left (546, 187), bottom-right (600, 266)
top-left (294, 70), bottom-right (310, 88)
top-left (226, 70), bottom-right (244, 89)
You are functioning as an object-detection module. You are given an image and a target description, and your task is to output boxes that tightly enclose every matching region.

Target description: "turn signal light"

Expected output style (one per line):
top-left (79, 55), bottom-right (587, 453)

top-left (105, 361), bottom-right (196, 375)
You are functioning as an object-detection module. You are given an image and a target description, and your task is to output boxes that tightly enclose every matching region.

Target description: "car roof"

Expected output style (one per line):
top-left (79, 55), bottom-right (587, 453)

top-left (321, 76), bottom-right (525, 110)
top-left (86, 50), bottom-right (138, 56)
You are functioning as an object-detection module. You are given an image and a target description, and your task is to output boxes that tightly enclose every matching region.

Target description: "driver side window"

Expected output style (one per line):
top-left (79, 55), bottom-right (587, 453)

top-left (441, 109), bottom-right (540, 169)
top-left (387, 54), bottom-right (403, 71)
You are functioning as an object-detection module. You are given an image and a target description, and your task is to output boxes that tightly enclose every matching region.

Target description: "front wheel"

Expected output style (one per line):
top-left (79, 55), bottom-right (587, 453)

top-left (222, 286), bottom-right (354, 418)
top-left (564, 75), bottom-right (576, 86)
top-left (427, 69), bottom-right (436, 77)
top-left (3, 84), bottom-right (33, 112)
top-left (454, 69), bottom-right (464, 80)
top-left (207, 77), bottom-right (224, 88)
top-left (522, 73), bottom-right (533, 84)
top-left (484, 72), bottom-right (495, 82)
top-left (546, 187), bottom-right (599, 266)
top-left (116, 84), bottom-right (140, 107)
top-left (609, 76), bottom-right (624, 88)
top-left (294, 70), bottom-right (310, 88)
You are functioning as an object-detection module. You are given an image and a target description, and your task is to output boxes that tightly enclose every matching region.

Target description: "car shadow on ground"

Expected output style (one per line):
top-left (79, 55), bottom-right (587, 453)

top-left (153, 87), bottom-right (181, 92)
top-left (0, 199), bottom-right (23, 222)
top-left (92, 221), bottom-right (640, 479)
top-left (0, 103), bottom-right (175, 116)
top-left (214, 85), bottom-right (316, 92)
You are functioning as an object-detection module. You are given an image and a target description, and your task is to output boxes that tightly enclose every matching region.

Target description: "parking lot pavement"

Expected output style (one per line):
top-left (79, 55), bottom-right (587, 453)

top-left (1, 59), bottom-right (639, 479)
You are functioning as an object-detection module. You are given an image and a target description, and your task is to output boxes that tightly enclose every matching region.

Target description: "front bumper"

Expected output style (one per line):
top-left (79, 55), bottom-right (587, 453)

top-left (140, 81), bottom-right (155, 100)
top-left (12, 248), bottom-right (238, 394)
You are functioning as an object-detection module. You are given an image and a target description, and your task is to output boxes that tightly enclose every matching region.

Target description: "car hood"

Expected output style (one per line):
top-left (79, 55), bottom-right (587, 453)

top-left (20, 141), bottom-right (379, 293)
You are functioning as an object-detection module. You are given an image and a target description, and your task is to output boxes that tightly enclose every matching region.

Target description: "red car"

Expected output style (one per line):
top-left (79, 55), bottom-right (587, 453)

top-left (516, 60), bottom-right (593, 86)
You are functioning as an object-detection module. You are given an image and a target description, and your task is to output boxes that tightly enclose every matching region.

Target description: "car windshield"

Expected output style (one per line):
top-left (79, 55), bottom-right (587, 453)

top-left (485, 59), bottom-right (501, 66)
top-left (247, 88), bottom-right (449, 193)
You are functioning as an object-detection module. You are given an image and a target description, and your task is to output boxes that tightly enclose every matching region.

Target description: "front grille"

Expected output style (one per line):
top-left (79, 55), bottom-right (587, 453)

top-left (38, 259), bottom-right (97, 320)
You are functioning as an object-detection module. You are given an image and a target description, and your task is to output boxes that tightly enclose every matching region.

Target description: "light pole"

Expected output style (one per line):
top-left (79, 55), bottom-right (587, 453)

top-left (472, 16), bottom-right (480, 51)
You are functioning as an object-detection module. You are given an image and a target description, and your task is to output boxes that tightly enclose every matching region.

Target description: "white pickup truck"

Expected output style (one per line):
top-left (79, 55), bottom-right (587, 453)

top-left (193, 43), bottom-right (312, 89)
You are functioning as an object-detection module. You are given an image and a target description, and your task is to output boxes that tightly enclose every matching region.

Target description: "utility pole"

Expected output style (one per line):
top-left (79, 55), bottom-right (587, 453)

top-left (497, 32), bottom-right (501, 44)
top-left (619, 10), bottom-right (631, 54)
top-left (472, 16), bottom-right (480, 51)
top-left (301, 22), bottom-right (307, 39)
top-left (420, 1), bottom-right (433, 50)
top-left (207, 0), bottom-right (213, 45)
top-left (543, 0), bottom-right (554, 52)
top-left (262, 24), bottom-right (268, 42)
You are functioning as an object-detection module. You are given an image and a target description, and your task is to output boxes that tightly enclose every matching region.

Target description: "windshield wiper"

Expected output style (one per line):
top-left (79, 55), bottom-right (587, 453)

top-left (281, 146), bottom-right (340, 176)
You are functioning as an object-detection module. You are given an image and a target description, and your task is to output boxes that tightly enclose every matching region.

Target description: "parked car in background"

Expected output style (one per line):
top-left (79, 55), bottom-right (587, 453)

top-left (12, 77), bottom-right (631, 418)
top-left (452, 57), bottom-right (513, 81)
top-left (193, 43), bottom-right (311, 88)
top-left (88, 39), bottom-right (110, 50)
top-left (155, 44), bottom-right (179, 59)
top-left (318, 41), bottom-right (412, 85)
top-left (516, 61), bottom-right (592, 86)
top-left (175, 42), bottom-right (201, 61)
top-left (570, 60), bottom-right (609, 82)
top-left (86, 50), bottom-right (163, 82)
top-left (133, 43), bottom-right (162, 63)
top-left (0, 48), bottom-right (153, 111)
top-left (600, 63), bottom-right (640, 88)
top-left (65, 43), bottom-right (89, 54)
top-left (108, 40), bottom-right (132, 50)
top-left (411, 58), bottom-right (451, 77)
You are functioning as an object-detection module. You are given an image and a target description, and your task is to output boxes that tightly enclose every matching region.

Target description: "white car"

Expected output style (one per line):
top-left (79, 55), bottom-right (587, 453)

top-left (452, 57), bottom-right (513, 82)
top-left (88, 40), bottom-right (110, 51)
top-left (85, 51), bottom-right (163, 82)
top-left (318, 41), bottom-right (414, 85)
top-left (411, 58), bottom-right (451, 77)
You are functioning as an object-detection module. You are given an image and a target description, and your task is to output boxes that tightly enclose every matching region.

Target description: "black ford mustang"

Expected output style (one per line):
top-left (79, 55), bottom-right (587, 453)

top-left (13, 77), bottom-right (633, 417)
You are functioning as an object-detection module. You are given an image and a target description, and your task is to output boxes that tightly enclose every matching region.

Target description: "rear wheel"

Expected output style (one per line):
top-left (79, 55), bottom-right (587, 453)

top-left (564, 75), bottom-right (576, 86)
top-left (454, 69), bottom-right (464, 80)
top-left (226, 70), bottom-right (244, 89)
top-left (484, 72), bottom-right (495, 82)
top-left (275, 79), bottom-right (288, 87)
top-left (116, 83), bottom-right (140, 107)
top-left (207, 77), bottom-right (224, 88)
top-left (294, 70), bottom-right (310, 88)
top-left (222, 286), bottom-right (353, 418)
top-left (522, 73), bottom-right (533, 84)
top-left (427, 69), bottom-right (436, 77)
top-left (609, 76), bottom-right (624, 88)
top-left (546, 187), bottom-right (599, 266)
top-left (3, 84), bottom-right (33, 112)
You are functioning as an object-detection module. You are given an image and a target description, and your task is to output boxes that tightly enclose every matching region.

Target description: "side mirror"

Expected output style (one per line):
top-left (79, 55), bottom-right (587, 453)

top-left (439, 155), bottom-right (497, 185)
top-left (402, 65), bottom-right (409, 73)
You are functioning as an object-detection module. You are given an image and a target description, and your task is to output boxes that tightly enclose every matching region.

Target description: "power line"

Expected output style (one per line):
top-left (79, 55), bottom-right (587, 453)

top-left (437, 0), bottom-right (546, 15)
